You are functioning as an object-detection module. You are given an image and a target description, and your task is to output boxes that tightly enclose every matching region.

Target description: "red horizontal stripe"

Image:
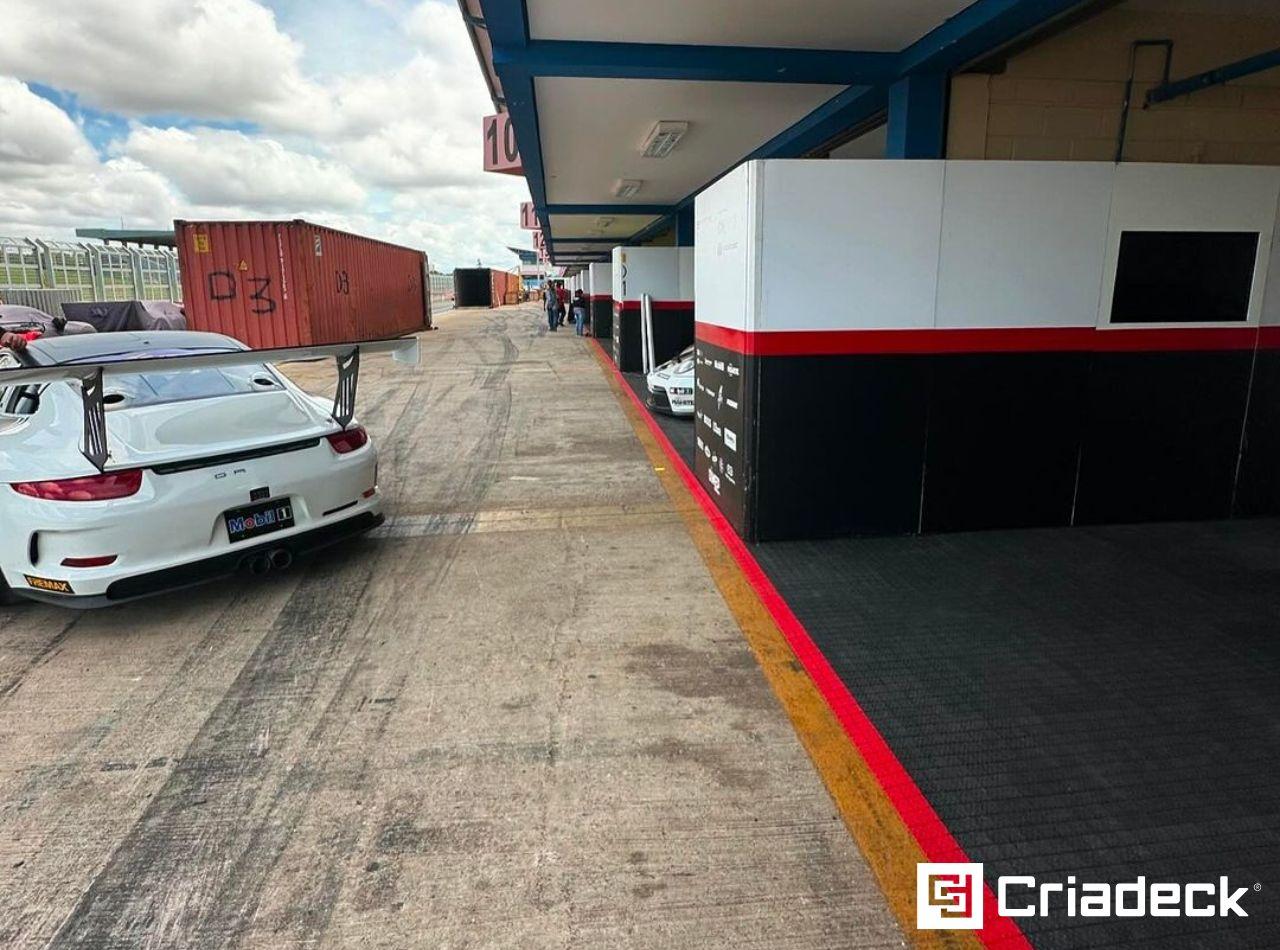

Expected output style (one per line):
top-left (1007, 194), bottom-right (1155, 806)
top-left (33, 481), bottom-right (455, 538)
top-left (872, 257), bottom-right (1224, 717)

top-left (697, 322), bottom-right (1280, 356)
top-left (587, 294), bottom-right (611, 302)
top-left (614, 299), bottom-right (696, 313)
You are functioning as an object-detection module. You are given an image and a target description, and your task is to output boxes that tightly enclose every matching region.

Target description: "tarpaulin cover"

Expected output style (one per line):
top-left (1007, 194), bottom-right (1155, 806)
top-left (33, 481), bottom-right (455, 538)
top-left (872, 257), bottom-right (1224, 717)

top-left (0, 304), bottom-right (96, 335)
top-left (61, 300), bottom-right (187, 333)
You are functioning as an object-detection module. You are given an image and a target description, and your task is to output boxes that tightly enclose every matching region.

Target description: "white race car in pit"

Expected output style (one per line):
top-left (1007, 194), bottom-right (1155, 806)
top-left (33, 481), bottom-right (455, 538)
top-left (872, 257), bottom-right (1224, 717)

top-left (0, 330), bottom-right (416, 608)
top-left (645, 344), bottom-right (695, 416)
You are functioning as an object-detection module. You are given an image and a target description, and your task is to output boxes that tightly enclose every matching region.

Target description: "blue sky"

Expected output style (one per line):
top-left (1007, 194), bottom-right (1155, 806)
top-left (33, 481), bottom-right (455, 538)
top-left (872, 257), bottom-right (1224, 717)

top-left (0, 0), bottom-right (529, 271)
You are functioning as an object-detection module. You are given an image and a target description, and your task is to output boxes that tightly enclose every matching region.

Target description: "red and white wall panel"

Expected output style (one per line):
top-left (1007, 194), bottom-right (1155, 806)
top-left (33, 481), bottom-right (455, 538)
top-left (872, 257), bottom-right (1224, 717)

top-left (695, 160), bottom-right (1280, 541)
top-left (587, 262), bottom-right (613, 339)
top-left (610, 246), bottom-right (695, 371)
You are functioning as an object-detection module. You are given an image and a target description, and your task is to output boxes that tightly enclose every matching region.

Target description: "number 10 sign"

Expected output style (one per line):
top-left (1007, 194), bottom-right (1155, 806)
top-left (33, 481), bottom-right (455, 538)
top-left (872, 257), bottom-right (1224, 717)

top-left (483, 113), bottom-right (523, 175)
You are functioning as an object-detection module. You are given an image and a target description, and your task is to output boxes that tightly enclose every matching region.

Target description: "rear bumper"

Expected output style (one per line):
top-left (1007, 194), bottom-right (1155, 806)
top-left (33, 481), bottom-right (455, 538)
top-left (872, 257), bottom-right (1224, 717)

top-left (16, 510), bottom-right (383, 608)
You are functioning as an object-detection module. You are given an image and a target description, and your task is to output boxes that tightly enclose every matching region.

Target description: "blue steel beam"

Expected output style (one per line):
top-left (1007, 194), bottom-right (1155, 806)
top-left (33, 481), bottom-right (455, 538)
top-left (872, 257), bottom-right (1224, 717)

top-left (676, 207), bottom-right (694, 246)
top-left (491, 40), bottom-right (898, 85)
top-left (885, 73), bottom-right (948, 158)
top-left (479, 0), bottom-right (556, 238)
top-left (896, 0), bottom-right (1096, 76)
top-left (479, 0), bottom-right (1097, 249)
top-left (1146, 47), bottom-right (1280, 105)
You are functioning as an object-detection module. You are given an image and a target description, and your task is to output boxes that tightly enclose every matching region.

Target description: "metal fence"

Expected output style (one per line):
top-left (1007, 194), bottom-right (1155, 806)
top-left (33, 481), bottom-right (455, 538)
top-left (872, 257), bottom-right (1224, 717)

top-left (0, 236), bottom-right (181, 305)
top-left (430, 270), bottom-right (455, 316)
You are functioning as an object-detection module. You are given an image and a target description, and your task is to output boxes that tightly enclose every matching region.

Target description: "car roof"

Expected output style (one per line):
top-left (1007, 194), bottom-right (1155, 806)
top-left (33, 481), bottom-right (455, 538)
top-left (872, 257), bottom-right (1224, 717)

top-left (24, 331), bottom-right (246, 366)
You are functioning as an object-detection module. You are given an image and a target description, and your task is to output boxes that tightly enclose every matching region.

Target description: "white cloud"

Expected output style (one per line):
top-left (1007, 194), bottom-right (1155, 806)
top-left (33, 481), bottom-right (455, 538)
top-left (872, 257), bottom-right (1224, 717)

top-left (0, 0), bottom-right (335, 133)
top-left (404, 0), bottom-right (480, 70)
top-left (0, 77), bottom-right (98, 176)
top-left (0, 0), bottom-right (531, 270)
top-left (121, 126), bottom-right (367, 211)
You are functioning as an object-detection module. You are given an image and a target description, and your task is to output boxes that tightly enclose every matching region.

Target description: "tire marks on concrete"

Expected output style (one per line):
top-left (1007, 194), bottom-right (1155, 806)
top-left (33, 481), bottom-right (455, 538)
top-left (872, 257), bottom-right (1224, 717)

top-left (47, 311), bottom-right (524, 949)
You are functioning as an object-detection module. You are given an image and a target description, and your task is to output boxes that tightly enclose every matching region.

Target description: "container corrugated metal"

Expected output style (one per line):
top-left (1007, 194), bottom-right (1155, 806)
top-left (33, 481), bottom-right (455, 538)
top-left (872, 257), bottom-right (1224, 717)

top-left (491, 269), bottom-right (521, 306)
top-left (175, 219), bottom-right (429, 349)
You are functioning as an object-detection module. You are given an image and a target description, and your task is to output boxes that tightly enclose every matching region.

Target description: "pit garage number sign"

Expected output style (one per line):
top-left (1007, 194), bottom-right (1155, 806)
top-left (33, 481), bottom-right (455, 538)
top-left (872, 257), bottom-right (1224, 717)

top-left (483, 113), bottom-right (523, 175)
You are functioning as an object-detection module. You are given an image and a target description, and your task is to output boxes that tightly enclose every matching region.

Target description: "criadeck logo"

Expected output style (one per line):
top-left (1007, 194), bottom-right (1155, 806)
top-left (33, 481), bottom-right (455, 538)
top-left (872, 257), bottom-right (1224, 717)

top-left (917, 862), bottom-right (1256, 930)
top-left (918, 864), bottom-right (983, 929)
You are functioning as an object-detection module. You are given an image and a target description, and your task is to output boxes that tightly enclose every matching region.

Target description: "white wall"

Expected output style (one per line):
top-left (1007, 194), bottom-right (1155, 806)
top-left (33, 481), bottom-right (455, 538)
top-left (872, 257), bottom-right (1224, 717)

top-left (588, 262), bottom-right (612, 298)
top-left (757, 160), bottom-right (944, 331)
top-left (936, 162), bottom-right (1114, 329)
top-left (695, 159), bottom-right (1280, 333)
top-left (693, 162), bottom-right (756, 331)
top-left (1099, 163), bottom-right (1279, 329)
top-left (678, 246), bottom-right (695, 301)
top-left (610, 246), bottom-right (681, 303)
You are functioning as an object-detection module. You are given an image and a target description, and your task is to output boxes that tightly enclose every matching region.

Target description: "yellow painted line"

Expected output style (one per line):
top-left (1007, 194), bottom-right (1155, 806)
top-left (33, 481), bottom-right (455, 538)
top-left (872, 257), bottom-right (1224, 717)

top-left (589, 341), bottom-right (981, 950)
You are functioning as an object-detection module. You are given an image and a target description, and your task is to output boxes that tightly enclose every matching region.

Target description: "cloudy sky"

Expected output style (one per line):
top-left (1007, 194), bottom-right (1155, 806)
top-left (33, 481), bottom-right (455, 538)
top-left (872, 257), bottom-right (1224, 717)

top-left (0, 0), bottom-right (531, 271)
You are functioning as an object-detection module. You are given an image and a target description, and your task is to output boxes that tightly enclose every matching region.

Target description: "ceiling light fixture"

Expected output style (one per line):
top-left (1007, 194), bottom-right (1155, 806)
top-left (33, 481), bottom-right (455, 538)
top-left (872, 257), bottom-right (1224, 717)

top-left (640, 121), bottom-right (689, 158)
top-left (612, 179), bottom-right (643, 199)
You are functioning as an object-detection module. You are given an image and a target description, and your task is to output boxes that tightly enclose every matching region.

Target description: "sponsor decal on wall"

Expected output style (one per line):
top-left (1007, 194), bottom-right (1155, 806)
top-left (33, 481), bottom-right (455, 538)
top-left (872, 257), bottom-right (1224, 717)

top-left (694, 339), bottom-right (749, 531)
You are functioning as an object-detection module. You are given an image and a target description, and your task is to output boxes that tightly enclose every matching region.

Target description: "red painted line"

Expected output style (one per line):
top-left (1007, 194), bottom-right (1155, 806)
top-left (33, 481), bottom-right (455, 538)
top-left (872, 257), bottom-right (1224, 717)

top-left (591, 335), bottom-right (1031, 950)
top-left (615, 300), bottom-right (696, 312)
top-left (697, 321), bottom-right (1279, 356)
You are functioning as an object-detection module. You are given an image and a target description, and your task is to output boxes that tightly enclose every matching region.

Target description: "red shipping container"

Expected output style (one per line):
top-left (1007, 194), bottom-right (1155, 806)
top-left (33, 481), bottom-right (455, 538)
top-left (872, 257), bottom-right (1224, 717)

top-left (490, 269), bottom-right (520, 307)
top-left (175, 219), bottom-right (429, 349)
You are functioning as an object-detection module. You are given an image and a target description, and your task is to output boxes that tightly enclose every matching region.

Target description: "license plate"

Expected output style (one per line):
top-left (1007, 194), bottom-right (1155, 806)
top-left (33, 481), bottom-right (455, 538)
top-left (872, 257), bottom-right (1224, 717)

top-left (225, 498), bottom-right (294, 543)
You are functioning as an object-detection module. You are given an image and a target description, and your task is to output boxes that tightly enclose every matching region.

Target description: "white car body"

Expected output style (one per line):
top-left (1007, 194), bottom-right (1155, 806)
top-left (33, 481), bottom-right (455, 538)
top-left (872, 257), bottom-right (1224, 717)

top-left (645, 345), bottom-right (695, 416)
top-left (0, 331), bottom-right (384, 607)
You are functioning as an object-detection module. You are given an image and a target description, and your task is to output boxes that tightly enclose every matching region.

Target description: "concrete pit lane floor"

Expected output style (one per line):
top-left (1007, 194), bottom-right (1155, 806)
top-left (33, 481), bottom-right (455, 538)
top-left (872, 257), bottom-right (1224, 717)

top-left (0, 306), bottom-right (906, 950)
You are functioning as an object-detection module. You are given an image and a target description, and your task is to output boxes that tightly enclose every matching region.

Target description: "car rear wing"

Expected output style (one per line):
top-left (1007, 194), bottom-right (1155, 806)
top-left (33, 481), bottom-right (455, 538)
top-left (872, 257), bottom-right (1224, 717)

top-left (0, 338), bottom-right (420, 472)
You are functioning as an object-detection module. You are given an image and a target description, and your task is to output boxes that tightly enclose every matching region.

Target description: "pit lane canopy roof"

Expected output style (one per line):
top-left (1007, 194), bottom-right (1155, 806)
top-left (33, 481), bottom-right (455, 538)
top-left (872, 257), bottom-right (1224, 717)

top-left (462, 0), bottom-right (1100, 263)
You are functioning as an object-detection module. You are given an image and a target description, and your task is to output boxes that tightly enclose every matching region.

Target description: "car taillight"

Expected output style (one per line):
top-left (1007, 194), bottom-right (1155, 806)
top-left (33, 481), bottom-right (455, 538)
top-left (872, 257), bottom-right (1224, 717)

top-left (326, 426), bottom-right (369, 454)
top-left (11, 469), bottom-right (143, 502)
top-left (62, 555), bottom-right (118, 568)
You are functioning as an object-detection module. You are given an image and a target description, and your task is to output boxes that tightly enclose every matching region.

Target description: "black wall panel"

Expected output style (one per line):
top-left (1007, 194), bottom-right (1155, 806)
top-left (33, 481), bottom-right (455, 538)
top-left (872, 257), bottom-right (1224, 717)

top-left (613, 308), bottom-right (642, 372)
top-left (753, 355), bottom-right (930, 541)
top-left (589, 299), bottom-right (612, 339)
top-left (695, 335), bottom-right (1280, 543)
top-left (921, 353), bottom-right (1087, 532)
top-left (1074, 351), bottom-right (1252, 525)
top-left (1235, 351), bottom-right (1280, 517)
top-left (614, 307), bottom-right (694, 372)
top-left (650, 307), bottom-right (695, 368)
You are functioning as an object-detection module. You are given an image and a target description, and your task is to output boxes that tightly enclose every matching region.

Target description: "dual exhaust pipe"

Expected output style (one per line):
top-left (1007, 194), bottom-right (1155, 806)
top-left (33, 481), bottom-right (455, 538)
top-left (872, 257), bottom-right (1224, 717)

top-left (246, 548), bottom-right (294, 576)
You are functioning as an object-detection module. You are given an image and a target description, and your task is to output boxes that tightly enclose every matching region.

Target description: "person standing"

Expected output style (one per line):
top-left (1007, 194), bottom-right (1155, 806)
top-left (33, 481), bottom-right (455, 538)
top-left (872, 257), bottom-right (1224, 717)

top-left (571, 289), bottom-right (588, 336)
top-left (545, 285), bottom-right (559, 331)
top-left (556, 282), bottom-right (569, 327)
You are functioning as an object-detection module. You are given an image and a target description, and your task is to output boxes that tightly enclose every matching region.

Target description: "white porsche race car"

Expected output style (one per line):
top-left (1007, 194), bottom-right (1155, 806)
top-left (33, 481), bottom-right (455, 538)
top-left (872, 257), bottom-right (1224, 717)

top-left (645, 344), bottom-right (695, 417)
top-left (0, 330), bottom-right (415, 608)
